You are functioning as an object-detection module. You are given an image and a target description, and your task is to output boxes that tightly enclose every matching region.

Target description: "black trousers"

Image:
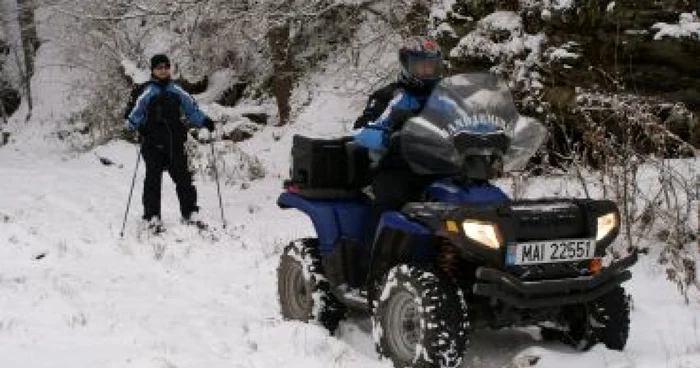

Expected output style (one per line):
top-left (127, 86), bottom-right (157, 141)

top-left (141, 143), bottom-right (198, 220)
top-left (365, 169), bottom-right (434, 247)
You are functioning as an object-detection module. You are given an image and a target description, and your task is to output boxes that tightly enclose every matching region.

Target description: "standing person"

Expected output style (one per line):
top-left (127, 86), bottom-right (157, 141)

top-left (125, 54), bottom-right (215, 233)
top-left (353, 37), bottom-right (444, 248)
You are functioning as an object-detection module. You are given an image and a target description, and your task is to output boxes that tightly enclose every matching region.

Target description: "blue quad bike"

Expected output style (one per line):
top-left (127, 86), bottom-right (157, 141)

top-left (276, 74), bottom-right (636, 368)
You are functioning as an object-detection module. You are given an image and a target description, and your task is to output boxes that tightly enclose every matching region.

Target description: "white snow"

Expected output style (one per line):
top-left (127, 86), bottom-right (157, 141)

top-left (122, 59), bottom-right (152, 85)
top-left (191, 69), bottom-right (238, 105)
top-left (547, 47), bottom-right (579, 60)
top-left (652, 12), bottom-right (700, 40)
top-left (450, 11), bottom-right (541, 61)
top-left (521, 0), bottom-right (575, 11)
top-left (436, 22), bottom-right (457, 37)
top-left (2, 102), bottom-right (699, 368)
top-left (482, 11), bottom-right (523, 32)
top-left (550, 0), bottom-right (574, 10)
top-left (430, 0), bottom-right (457, 21)
top-left (606, 2), bottom-right (616, 13)
top-left (541, 9), bottom-right (552, 21)
top-left (450, 11), bottom-right (547, 94)
top-left (1, 4), bottom-right (699, 368)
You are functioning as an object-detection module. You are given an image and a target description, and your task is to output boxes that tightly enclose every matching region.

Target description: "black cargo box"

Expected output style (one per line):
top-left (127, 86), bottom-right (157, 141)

top-left (289, 135), bottom-right (370, 198)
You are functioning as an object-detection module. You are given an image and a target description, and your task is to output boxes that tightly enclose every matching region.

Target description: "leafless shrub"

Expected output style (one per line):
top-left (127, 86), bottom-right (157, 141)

top-left (536, 91), bottom-right (699, 302)
top-left (186, 139), bottom-right (266, 186)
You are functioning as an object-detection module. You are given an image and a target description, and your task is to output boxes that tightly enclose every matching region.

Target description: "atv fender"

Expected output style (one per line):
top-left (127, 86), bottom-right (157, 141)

top-left (277, 192), bottom-right (367, 254)
top-left (366, 212), bottom-right (436, 287)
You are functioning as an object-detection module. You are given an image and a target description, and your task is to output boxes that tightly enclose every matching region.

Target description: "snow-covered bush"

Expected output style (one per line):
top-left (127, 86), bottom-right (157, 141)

top-left (575, 93), bottom-right (697, 301)
top-left (652, 12), bottom-right (700, 40)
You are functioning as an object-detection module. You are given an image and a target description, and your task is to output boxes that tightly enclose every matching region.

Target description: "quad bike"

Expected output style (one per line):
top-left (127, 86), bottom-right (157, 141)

top-left (276, 73), bottom-right (635, 368)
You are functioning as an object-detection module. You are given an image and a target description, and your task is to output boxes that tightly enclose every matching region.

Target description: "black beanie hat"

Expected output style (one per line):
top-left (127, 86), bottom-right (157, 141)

top-left (150, 54), bottom-right (170, 70)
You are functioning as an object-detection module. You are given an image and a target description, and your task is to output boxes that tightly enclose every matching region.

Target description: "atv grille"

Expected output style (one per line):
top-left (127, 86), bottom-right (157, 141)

top-left (508, 260), bottom-right (592, 281)
top-left (511, 201), bottom-right (588, 241)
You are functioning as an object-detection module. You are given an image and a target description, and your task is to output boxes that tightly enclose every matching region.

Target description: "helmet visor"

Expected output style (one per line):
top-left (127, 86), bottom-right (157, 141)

top-left (408, 55), bottom-right (443, 80)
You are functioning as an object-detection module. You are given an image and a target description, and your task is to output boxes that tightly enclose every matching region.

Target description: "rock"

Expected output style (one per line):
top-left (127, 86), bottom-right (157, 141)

top-left (217, 82), bottom-right (248, 107)
top-left (0, 87), bottom-right (21, 117)
top-left (242, 112), bottom-right (269, 126)
top-left (228, 129), bottom-right (254, 143)
top-left (222, 119), bottom-right (261, 143)
top-left (176, 76), bottom-right (208, 94)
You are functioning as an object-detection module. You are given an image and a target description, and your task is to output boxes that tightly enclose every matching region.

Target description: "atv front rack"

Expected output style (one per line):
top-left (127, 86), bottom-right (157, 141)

top-left (472, 252), bottom-right (637, 309)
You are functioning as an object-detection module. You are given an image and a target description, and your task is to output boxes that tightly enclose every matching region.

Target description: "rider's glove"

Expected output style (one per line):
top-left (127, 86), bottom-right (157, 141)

top-left (354, 125), bottom-right (388, 151)
top-left (202, 117), bottom-right (216, 132)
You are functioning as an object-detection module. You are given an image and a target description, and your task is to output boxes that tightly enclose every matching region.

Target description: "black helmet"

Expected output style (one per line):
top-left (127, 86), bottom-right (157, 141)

top-left (398, 36), bottom-right (444, 91)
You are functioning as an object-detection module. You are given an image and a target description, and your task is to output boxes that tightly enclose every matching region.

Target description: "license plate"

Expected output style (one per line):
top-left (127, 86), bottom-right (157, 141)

top-left (506, 239), bottom-right (595, 266)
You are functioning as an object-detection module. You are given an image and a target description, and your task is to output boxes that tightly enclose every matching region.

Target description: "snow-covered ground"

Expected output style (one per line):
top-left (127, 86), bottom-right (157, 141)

top-left (1, 4), bottom-right (698, 365)
top-left (1, 97), bottom-right (699, 368)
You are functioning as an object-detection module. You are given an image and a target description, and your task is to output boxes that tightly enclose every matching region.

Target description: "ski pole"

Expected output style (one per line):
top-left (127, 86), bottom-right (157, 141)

top-left (210, 137), bottom-right (227, 229)
top-left (120, 143), bottom-right (142, 238)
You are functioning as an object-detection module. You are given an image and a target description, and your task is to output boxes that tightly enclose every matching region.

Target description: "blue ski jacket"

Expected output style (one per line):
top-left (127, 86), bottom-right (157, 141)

top-left (125, 79), bottom-right (207, 146)
top-left (353, 81), bottom-right (435, 168)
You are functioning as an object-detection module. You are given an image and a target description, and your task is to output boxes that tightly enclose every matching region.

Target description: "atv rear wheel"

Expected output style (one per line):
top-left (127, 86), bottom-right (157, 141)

top-left (372, 264), bottom-right (469, 368)
top-left (277, 238), bottom-right (346, 334)
top-left (559, 286), bottom-right (631, 351)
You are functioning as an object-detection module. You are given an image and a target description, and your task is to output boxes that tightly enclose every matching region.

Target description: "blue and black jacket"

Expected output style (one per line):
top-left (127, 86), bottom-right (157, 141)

top-left (125, 79), bottom-right (207, 147)
top-left (353, 81), bottom-right (435, 169)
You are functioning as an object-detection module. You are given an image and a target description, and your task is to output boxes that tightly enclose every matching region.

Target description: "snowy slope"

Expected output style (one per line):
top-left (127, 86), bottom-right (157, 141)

top-left (1, 93), bottom-right (699, 368)
top-left (0, 140), bottom-right (384, 368)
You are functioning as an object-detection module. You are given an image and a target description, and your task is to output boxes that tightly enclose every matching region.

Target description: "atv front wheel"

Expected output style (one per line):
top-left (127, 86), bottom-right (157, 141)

top-left (277, 238), bottom-right (346, 334)
top-left (372, 264), bottom-right (469, 368)
top-left (560, 286), bottom-right (631, 351)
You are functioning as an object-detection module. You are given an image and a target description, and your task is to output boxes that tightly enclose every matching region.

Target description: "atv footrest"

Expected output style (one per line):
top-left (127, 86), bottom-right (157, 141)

top-left (473, 252), bottom-right (637, 309)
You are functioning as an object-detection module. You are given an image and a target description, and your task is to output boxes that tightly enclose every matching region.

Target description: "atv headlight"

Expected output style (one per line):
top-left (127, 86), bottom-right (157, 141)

top-left (462, 220), bottom-right (502, 249)
top-left (596, 212), bottom-right (618, 241)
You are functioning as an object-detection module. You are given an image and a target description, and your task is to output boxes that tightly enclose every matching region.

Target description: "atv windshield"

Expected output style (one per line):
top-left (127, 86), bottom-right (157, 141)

top-left (400, 73), bottom-right (547, 176)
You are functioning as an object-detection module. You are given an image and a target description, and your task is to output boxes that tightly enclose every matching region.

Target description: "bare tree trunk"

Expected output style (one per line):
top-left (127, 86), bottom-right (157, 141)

top-left (267, 19), bottom-right (293, 126)
top-left (0, 93), bottom-right (8, 125)
top-left (17, 0), bottom-right (38, 116)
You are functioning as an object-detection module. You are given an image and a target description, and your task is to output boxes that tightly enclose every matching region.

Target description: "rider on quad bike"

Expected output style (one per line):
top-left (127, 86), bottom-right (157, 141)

top-left (277, 54), bottom-right (635, 368)
top-left (354, 36), bottom-right (445, 248)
